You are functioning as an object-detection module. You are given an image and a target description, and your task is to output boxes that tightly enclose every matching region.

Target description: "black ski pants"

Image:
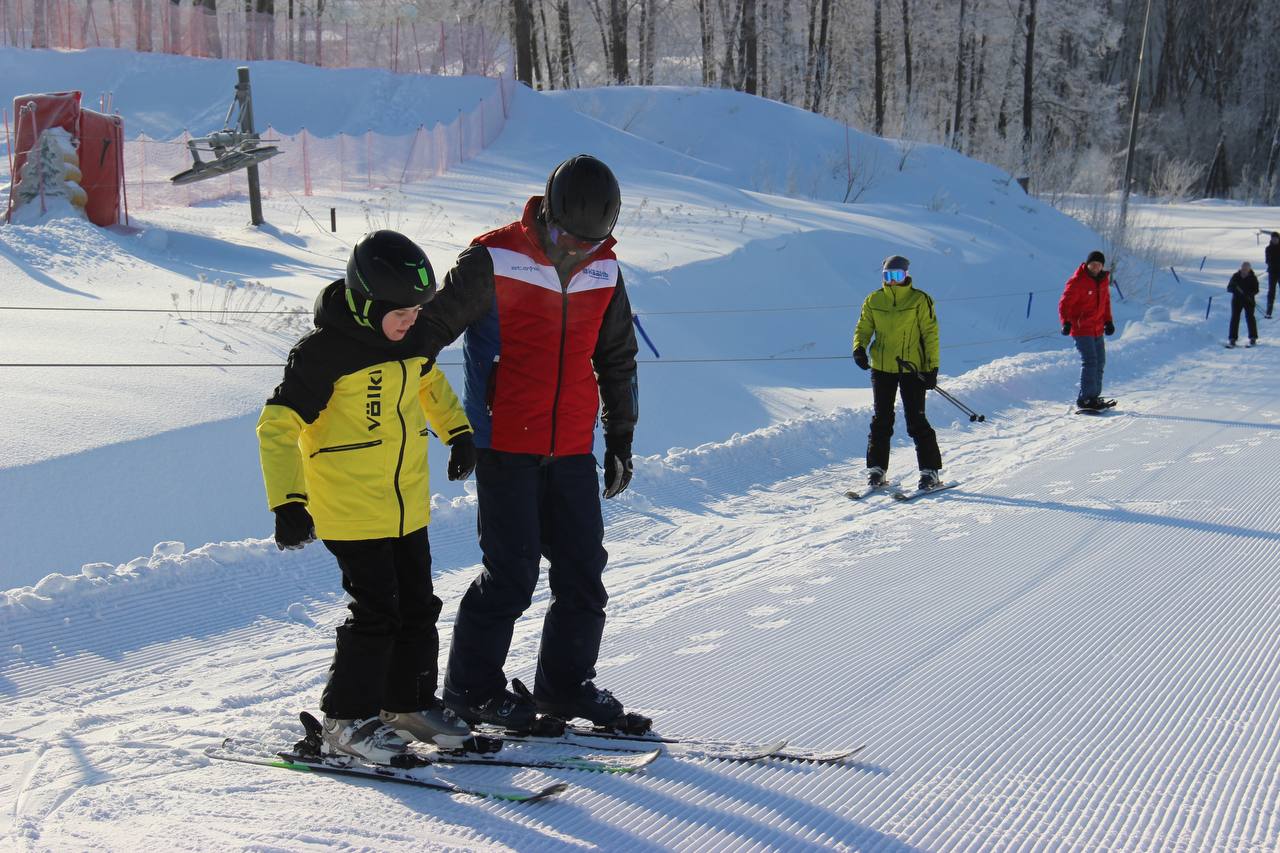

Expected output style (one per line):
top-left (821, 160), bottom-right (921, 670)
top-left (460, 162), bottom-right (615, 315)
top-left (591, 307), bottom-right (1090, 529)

top-left (1229, 296), bottom-right (1258, 343)
top-left (867, 368), bottom-right (943, 473)
top-left (444, 450), bottom-right (608, 707)
top-left (320, 525), bottom-right (442, 719)
top-left (1267, 269), bottom-right (1277, 317)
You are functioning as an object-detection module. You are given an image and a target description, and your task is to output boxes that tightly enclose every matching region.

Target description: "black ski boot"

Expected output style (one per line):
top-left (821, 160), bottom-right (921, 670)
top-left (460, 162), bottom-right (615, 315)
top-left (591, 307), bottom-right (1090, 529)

top-left (535, 680), bottom-right (653, 734)
top-left (443, 683), bottom-right (539, 733)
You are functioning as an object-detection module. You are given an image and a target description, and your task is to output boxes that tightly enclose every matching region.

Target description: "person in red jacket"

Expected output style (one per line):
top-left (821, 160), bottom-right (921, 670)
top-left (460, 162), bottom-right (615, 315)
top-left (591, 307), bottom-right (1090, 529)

top-left (416, 155), bottom-right (647, 735)
top-left (1059, 250), bottom-right (1116, 411)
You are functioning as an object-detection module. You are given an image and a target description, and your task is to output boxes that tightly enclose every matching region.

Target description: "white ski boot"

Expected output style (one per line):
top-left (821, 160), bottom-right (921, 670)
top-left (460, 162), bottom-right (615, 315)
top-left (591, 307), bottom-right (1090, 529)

top-left (918, 469), bottom-right (942, 490)
top-left (321, 716), bottom-right (412, 764)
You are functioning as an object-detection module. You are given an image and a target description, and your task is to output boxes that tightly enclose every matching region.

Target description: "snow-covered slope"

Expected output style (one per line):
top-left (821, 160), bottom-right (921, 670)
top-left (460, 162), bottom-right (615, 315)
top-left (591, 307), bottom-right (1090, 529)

top-left (3, 47), bottom-right (1280, 851)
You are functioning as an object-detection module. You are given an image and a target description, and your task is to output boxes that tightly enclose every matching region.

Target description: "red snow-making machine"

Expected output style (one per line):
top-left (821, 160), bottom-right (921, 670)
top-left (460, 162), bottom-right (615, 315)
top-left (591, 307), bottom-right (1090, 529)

top-left (5, 91), bottom-right (124, 227)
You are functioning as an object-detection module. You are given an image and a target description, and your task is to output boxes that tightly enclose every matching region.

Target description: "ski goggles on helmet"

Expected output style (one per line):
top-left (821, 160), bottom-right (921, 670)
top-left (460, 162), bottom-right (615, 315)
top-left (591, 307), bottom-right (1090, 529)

top-left (549, 221), bottom-right (607, 255)
top-left (882, 268), bottom-right (908, 284)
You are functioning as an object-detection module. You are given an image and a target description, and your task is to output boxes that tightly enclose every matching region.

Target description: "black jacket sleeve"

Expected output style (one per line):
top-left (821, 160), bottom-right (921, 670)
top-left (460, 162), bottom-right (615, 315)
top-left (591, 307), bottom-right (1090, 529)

top-left (593, 271), bottom-right (640, 441)
top-left (416, 244), bottom-right (497, 359)
top-left (1266, 244), bottom-right (1280, 271)
top-left (266, 331), bottom-right (340, 423)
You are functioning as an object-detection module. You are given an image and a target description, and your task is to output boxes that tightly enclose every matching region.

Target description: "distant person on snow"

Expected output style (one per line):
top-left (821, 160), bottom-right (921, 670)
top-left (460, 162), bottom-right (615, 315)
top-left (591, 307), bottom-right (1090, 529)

top-left (1264, 231), bottom-right (1279, 319)
top-left (851, 254), bottom-right (944, 491)
top-left (1226, 260), bottom-right (1260, 348)
top-left (256, 230), bottom-right (478, 764)
top-left (1059, 250), bottom-right (1115, 410)
top-left (415, 154), bottom-right (647, 735)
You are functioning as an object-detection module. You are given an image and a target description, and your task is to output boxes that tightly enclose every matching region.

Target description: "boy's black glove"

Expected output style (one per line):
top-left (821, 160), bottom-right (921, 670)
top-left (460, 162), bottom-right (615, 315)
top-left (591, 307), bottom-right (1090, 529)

top-left (1104, 321), bottom-right (1115, 336)
top-left (1061, 321), bottom-right (1072, 336)
top-left (602, 434), bottom-right (633, 499)
top-left (921, 369), bottom-right (938, 390)
top-left (448, 432), bottom-right (476, 481)
top-left (273, 502), bottom-right (315, 551)
top-left (852, 347), bottom-right (870, 370)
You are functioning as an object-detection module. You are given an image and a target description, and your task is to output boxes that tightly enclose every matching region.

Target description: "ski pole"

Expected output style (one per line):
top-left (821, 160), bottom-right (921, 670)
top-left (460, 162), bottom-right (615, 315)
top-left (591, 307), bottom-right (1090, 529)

top-left (897, 357), bottom-right (986, 422)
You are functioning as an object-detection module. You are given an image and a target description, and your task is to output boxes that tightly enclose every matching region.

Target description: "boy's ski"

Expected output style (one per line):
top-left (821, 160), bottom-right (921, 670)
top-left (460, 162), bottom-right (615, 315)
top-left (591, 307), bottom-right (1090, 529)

top-left (891, 481), bottom-right (961, 502)
top-left (206, 739), bottom-right (568, 802)
top-left (1074, 399), bottom-right (1118, 415)
top-left (844, 481), bottom-right (896, 501)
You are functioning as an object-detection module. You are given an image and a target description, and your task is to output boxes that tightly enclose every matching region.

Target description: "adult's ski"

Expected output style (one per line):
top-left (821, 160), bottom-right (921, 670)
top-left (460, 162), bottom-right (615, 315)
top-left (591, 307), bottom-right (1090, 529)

top-left (206, 738), bottom-right (569, 802)
top-left (891, 481), bottom-right (961, 502)
top-left (844, 481), bottom-right (897, 501)
top-left (493, 724), bottom-right (864, 764)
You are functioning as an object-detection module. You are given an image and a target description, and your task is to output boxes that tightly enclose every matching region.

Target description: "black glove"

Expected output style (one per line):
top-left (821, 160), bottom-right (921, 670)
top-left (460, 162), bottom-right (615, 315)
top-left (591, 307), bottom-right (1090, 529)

top-left (852, 347), bottom-right (870, 371)
top-left (1104, 320), bottom-right (1115, 336)
top-left (448, 432), bottom-right (476, 481)
top-left (273, 502), bottom-right (315, 551)
top-left (921, 368), bottom-right (938, 390)
top-left (1061, 321), bottom-right (1072, 336)
top-left (602, 434), bottom-right (633, 499)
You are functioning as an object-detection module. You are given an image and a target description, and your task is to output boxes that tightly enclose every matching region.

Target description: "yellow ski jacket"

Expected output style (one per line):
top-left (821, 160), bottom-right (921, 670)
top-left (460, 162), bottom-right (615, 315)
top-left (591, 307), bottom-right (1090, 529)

top-left (852, 280), bottom-right (940, 373)
top-left (257, 280), bottom-right (472, 541)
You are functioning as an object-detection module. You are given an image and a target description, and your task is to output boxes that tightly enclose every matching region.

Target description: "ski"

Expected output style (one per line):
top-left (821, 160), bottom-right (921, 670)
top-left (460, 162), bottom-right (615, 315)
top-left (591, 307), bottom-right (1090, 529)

top-left (206, 739), bottom-right (568, 802)
top-left (1074, 399), bottom-right (1118, 415)
top-left (844, 481), bottom-right (896, 501)
top-left (491, 724), bottom-right (862, 764)
top-left (891, 481), bottom-right (961, 502)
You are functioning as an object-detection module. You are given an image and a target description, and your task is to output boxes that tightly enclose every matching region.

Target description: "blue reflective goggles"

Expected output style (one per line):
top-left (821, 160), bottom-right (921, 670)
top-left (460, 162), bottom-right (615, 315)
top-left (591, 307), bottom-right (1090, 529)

top-left (882, 268), bottom-right (908, 284)
top-left (549, 222), bottom-right (606, 255)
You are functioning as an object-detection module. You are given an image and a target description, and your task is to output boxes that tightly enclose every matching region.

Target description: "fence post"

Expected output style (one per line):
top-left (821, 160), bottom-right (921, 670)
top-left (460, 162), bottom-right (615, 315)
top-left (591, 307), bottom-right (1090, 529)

top-left (1169, 266), bottom-right (1180, 283)
top-left (1025, 291), bottom-right (1033, 319)
top-left (632, 315), bottom-right (660, 358)
top-left (302, 127), bottom-right (312, 196)
top-left (1199, 256), bottom-right (1207, 270)
top-left (1205, 296), bottom-right (1212, 320)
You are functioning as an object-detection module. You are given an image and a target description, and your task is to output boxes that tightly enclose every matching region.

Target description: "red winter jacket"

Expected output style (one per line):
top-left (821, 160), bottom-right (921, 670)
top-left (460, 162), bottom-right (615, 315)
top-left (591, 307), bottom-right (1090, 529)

top-left (1058, 264), bottom-right (1113, 337)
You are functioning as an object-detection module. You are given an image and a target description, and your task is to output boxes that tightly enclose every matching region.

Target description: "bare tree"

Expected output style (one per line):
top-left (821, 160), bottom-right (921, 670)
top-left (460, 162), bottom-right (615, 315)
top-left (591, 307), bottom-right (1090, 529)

top-left (513, 0), bottom-right (535, 85)
top-left (873, 0), bottom-right (884, 135)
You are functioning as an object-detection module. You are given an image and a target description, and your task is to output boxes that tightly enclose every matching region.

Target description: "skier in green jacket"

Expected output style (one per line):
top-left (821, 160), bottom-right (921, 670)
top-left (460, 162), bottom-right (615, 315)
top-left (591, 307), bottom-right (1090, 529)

top-left (851, 255), bottom-right (943, 491)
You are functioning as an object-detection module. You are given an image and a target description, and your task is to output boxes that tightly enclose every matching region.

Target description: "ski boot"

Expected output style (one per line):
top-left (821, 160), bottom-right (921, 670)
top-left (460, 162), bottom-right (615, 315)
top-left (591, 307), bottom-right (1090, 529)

top-left (866, 466), bottom-right (886, 487)
top-left (443, 681), bottom-right (563, 735)
top-left (918, 469), bottom-right (942, 490)
top-left (534, 679), bottom-right (653, 735)
top-left (321, 715), bottom-right (412, 765)
top-left (380, 701), bottom-right (474, 750)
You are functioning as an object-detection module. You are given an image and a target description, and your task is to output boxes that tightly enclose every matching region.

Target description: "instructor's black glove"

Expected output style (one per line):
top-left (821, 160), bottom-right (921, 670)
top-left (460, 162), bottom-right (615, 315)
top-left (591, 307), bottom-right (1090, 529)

top-left (1104, 321), bottom-right (1115, 336)
top-left (1061, 321), bottom-right (1072, 336)
top-left (921, 368), bottom-right (938, 390)
top-left (852, 347), bottom-right (870, 371)
top-left (448, 432), bottom-right (476, 481)
top-left (602, 434), bottom-right (633, 499)
top-left (273, 502), bottom-right (315, 551)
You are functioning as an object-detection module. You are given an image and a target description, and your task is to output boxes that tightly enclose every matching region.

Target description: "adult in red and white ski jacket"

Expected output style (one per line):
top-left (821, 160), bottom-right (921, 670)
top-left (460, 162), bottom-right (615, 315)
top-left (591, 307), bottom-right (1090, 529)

top-left (1058, 261), bottom-right (1113, 338)
top-left (418, 196), bottom-right (638, 456)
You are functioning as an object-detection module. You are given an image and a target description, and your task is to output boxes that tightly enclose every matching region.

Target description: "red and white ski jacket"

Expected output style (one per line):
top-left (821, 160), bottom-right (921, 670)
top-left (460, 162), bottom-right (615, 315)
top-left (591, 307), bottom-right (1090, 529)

top-left (1058, 263), bottom-right (1113, 338)
top-left (417, 196), bottom-right (639, 456)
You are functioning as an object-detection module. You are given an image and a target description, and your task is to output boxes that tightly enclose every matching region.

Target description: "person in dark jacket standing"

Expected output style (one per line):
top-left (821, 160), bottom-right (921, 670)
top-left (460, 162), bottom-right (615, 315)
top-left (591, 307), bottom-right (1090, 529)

top-left (1226, 260), bottom-right (1260, 347)
top-left (851, 254), bottom-right (943, 491)
top-left (416, 154), bottom-right (647, 735)
top-left (1264, 231), bottom-right (1279, 319)
top-left (257, 231), bottom-right (477, 764)
top-left (1059, 250), bottom-right (1115, 410)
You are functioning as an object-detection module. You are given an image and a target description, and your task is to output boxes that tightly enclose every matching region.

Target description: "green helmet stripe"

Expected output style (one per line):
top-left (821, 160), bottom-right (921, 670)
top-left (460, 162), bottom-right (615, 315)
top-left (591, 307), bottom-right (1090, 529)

top-left (345, 287), bottom-right (373, 329)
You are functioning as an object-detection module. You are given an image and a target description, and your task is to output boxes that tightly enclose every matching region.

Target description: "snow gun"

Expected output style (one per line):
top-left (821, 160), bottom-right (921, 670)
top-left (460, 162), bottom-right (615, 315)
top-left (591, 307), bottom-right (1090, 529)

top-left (897, 357), bottom-right (986, 423)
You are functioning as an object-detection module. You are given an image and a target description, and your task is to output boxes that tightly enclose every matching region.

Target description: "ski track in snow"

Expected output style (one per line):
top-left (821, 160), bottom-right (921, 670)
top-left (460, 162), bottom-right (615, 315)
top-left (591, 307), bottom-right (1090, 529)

top-left (1, 338), bottom-right (1278, 851)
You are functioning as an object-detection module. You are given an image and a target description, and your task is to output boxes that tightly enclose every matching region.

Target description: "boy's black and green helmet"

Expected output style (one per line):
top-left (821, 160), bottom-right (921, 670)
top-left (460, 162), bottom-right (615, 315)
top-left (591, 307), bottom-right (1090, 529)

top-left (345, 230), bottom-right (437, 315)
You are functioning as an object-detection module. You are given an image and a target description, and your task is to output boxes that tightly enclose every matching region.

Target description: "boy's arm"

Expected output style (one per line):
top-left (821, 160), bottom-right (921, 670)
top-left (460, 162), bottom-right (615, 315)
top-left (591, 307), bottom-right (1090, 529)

top-left (256, 336), bottom-right (337, 509)
top-left (419, 362), bottom-right (473, 445)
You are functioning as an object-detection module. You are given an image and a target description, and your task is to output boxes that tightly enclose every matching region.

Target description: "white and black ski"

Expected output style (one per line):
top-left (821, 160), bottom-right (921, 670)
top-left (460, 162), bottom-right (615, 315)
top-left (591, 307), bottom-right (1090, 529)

top-left (206, 738), bottom-right (569, 802)
top-left (891, 481), bottom-right (961, 502)
top-left (844, 481), bottom-right (896, 501)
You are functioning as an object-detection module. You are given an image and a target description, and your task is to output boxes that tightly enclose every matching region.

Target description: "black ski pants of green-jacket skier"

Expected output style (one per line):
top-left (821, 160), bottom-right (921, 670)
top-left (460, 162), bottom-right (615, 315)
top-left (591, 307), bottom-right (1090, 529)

top-left (867, 368), bottom-right (942, 473)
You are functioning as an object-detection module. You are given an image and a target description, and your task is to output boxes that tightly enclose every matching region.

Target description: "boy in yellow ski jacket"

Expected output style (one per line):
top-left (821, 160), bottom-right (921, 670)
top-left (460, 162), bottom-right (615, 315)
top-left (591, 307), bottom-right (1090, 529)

top-left (256, 230), bottom-right (476, 764)
top-left (851, 254), bottom-right (943, 490)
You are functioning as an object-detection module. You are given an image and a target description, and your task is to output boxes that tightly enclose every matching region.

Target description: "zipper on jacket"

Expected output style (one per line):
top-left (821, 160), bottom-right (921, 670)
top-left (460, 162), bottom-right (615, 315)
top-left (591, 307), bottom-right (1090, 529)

top-left (393, 360), bottom-right (408, 537)
top-left (547, 284), bottom-right (570, 456)
top-left (310, 439), bottom-right (383, 457)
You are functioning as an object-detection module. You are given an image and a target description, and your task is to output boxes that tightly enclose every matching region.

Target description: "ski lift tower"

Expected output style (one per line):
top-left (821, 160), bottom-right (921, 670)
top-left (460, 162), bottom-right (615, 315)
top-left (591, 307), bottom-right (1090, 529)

top-left (170, 67), bottom-right (280, 226)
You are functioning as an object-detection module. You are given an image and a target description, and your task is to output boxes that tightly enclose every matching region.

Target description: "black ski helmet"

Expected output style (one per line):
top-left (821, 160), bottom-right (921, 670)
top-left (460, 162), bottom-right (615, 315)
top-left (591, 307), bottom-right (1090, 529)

top-left (543, 154), bottom-right (621, 242)
top-left (345, 230), bottom-right (437, 308)
top-left (882, 255), bottom-right (910, 272)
